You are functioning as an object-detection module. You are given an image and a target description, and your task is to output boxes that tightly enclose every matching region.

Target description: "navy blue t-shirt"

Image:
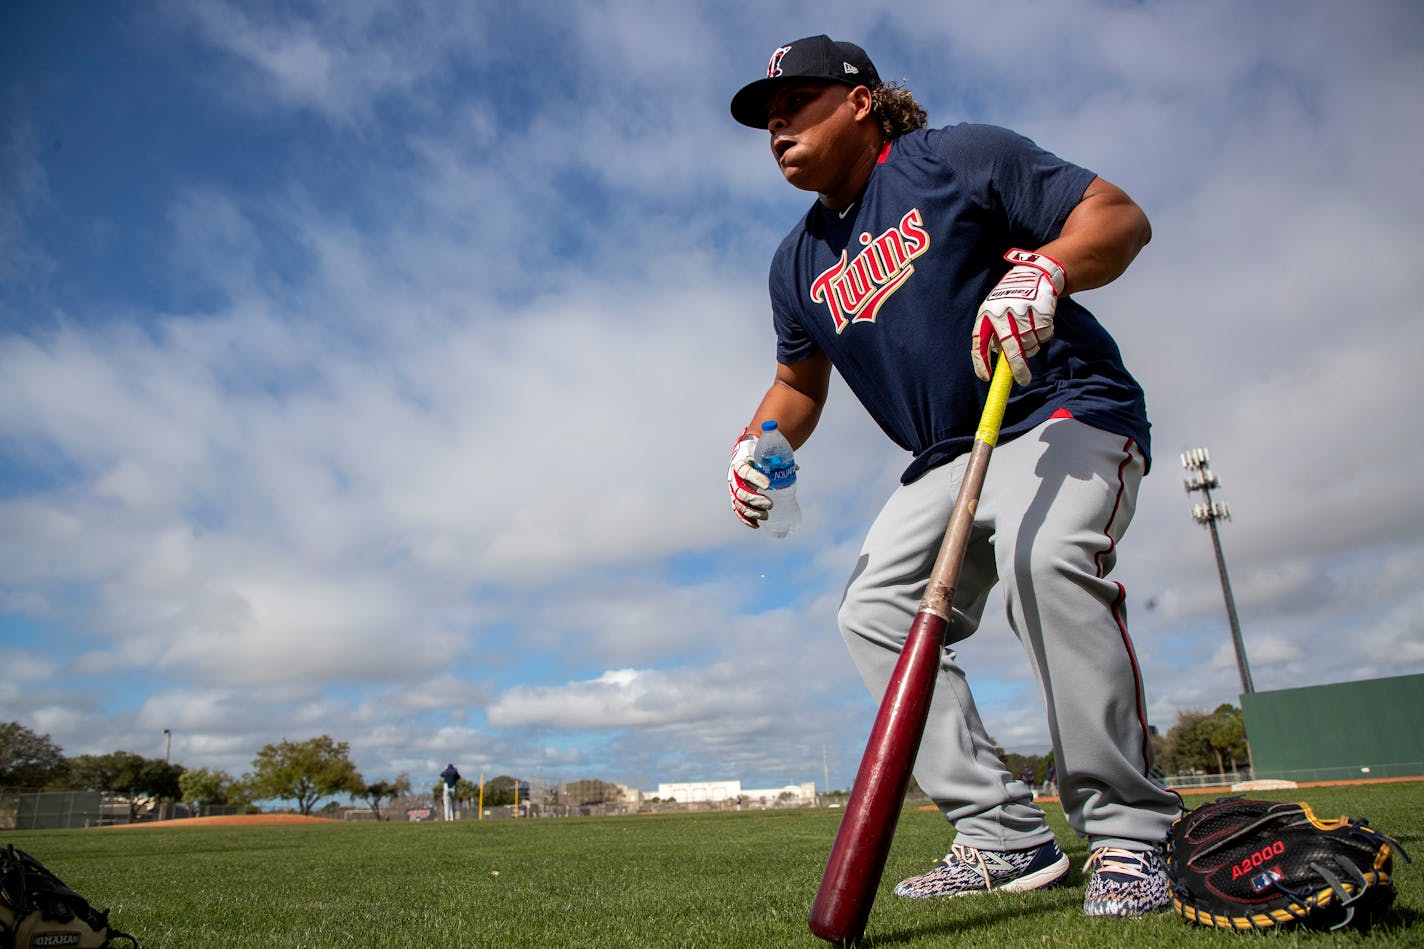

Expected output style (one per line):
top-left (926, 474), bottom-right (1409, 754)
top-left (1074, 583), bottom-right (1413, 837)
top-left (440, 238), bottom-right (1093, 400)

top-left (769, 123), bottom-right (1150, 482)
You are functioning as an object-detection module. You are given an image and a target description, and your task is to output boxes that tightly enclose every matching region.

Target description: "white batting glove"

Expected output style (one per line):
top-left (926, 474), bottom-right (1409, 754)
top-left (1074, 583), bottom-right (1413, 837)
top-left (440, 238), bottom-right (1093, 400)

top-left (728, 432), bottom-right (771, 528)
top-left (972, 248), bottom-right (1066, 386)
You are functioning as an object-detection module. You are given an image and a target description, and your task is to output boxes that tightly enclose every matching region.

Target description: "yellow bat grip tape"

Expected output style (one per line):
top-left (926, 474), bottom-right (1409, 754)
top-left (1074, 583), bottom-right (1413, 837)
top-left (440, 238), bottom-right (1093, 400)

top-left (975, 353), bottom-right (1014, 446)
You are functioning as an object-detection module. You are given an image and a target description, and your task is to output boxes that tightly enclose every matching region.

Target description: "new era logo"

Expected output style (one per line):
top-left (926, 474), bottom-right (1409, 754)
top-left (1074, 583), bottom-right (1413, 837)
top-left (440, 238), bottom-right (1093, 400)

top-left (842, 62), bottom-right (860, 75)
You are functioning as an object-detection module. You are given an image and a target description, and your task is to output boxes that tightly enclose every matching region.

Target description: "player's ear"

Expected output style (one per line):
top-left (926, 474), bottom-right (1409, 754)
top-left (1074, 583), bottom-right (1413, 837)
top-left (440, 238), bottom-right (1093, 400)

top-left (847, 85), bottom-right (875, 122)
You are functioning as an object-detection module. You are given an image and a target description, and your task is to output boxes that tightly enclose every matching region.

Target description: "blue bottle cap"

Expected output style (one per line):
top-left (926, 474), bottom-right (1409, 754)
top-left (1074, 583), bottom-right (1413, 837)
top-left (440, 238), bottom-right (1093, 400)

top-left (761, 420), bottom-right (778, 432)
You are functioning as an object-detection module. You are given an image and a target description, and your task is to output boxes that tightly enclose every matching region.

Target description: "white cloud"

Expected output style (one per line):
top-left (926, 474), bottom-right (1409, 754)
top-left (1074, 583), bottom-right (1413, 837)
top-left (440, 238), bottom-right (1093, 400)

top-left (2, 0), bottom-right (1421, 791)
top-left (169, 0), bottom-right (490, 125)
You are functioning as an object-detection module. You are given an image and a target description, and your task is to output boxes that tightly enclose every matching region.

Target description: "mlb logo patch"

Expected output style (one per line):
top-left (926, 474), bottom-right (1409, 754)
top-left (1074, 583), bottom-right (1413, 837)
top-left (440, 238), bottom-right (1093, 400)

top-left (1250, 867), bottom-right (1284, 893)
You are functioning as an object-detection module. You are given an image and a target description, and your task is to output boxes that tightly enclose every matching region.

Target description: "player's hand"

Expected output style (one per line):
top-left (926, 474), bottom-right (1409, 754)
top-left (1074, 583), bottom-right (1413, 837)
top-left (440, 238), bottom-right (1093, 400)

top-left (972, 248), bottom-right (1066, 385)
top-left (728, 432), bottom-right (771, 528)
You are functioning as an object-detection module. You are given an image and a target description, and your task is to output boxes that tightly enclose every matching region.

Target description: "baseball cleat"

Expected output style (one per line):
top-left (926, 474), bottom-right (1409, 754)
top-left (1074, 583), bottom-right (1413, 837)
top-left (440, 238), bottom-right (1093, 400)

top-left (1082, 847), bottom-right (1172, 917)
top-left (894, 840), bottom-right (1070, 899)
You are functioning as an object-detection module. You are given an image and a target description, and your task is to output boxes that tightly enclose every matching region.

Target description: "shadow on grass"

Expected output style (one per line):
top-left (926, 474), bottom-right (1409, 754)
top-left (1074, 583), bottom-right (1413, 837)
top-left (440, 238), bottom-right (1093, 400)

top-left (859, 888), bottom-right (1081, 946)
top-left (860, 889), bottom-right (1070, 940)
top-left (863, 887), bottom-right (1423, 946)
top-left (1381, 902), bottom-right (1422, 933)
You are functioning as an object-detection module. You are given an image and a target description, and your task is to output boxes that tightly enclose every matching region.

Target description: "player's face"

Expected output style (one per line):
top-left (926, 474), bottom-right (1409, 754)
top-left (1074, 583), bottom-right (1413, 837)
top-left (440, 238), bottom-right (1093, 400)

top-left (765, 82), bottom-right (858, 196)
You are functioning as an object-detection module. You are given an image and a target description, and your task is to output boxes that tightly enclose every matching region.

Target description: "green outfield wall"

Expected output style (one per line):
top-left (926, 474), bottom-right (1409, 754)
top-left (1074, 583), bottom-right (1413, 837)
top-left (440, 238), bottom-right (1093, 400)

top-left (1242, 673), bottom-right (1424, 782)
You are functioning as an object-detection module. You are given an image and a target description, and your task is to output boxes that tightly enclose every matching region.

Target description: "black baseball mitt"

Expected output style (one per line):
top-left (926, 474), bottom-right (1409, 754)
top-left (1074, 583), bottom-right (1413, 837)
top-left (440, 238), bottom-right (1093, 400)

top-left (1165, 796), bottom-right (1411, 932)
top-left (0, 844), bottom-right (139, 948)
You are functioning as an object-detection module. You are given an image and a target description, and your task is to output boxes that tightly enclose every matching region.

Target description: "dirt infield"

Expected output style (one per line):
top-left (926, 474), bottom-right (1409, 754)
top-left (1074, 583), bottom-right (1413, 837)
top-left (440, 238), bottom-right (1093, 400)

top-left (104, 813), bottom-right (340, 829)
top-left (917, 775), bottom-right (1423, 811)
top-left (1163, 775), bottom-right (1422, 798)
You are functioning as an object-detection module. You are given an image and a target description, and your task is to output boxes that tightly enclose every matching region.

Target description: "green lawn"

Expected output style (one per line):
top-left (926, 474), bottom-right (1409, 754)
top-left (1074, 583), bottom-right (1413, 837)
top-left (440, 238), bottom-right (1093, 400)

top-left (5, 783), bottom-right (1420, 947)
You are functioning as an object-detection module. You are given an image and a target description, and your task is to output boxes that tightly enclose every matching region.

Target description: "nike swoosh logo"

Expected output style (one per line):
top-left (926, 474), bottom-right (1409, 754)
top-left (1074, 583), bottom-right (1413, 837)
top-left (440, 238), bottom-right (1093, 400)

top-left (837, 202), bottom-right (857, 219)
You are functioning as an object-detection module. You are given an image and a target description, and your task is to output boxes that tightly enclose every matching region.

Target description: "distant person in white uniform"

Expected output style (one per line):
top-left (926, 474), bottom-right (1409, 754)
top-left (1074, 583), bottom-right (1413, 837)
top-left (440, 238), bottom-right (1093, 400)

top-left (440, 763), bottom-right (461, 821)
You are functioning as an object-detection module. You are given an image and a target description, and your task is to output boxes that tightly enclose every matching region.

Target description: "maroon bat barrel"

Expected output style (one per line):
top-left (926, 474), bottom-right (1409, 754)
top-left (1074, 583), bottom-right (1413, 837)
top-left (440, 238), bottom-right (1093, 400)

top-left (807, 355), bottom-right (1014, 946)
top-left (808, 609), bottom-right (950, 945)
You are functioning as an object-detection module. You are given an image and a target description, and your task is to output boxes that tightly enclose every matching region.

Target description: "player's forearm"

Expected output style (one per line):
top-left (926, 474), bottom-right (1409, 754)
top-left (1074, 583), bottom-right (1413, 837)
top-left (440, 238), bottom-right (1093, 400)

top-left (745, 355), bottom-right (831, 449)
top-left (1039, 177), bottom-right (1151, 295)
top-left (747, 384), bottom-right (822, 449)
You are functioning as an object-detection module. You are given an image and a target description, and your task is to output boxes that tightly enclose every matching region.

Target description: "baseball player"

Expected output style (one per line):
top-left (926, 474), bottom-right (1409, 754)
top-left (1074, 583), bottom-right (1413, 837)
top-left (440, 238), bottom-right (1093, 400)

top-left (725, 35), bottom-right (1182, 917)
top-left (440, 763), bottom-right (460, 821)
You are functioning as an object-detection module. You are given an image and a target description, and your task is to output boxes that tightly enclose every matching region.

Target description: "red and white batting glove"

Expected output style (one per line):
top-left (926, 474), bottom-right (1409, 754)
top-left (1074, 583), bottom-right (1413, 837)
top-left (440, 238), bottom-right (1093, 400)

top-left (972, 248), bottom-right (1066, 386)
top-left (728, 432), bottom-right (771, 528)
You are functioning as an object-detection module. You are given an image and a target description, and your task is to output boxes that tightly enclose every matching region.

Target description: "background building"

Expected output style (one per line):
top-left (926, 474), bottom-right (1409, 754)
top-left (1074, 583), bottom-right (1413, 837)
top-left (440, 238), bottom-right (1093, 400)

top-left (654, 780), bottom-right (818, 808)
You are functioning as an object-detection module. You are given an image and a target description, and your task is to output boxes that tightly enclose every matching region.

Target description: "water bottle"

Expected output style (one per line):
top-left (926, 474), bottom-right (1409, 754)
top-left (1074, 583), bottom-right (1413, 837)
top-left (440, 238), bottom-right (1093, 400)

top-left (753, 420), bottom-right (801, 538)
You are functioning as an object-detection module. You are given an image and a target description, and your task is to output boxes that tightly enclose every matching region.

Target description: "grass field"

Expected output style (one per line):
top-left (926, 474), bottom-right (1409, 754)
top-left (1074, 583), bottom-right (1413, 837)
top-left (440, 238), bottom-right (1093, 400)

top-left (5, 782), bottom-right (1421, 947)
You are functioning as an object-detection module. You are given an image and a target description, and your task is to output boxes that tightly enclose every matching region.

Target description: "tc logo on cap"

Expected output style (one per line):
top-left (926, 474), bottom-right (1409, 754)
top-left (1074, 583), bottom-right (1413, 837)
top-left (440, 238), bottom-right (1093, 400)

top-left (766, 45), bottom-right (792, 78)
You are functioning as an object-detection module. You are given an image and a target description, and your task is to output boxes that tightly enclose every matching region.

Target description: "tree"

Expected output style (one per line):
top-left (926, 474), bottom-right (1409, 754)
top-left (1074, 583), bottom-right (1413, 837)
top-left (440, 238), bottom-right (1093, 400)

top-left (1002, 753), bottom-right (1049, 788)
top-left (0, 722), bottom-right (66, 788)
top-left (136, 756), bottom-right (184, 803)
top-left (66, 751), bottom-right (183, 820)
top-left (363, 774), bottom-right (412, 821)
top-left (1159, 708), bottom-right (1215, 775)
top-left (1199, 704), bottom-right (1249, 774)
top-left (481, 775), bottom-right (529, 808)
top-left (223, 775), bottom-right (259, 812)
top-left (179, 768), bottom-right (234, 812)
top-left (247, 736), bottom-right (365, 816)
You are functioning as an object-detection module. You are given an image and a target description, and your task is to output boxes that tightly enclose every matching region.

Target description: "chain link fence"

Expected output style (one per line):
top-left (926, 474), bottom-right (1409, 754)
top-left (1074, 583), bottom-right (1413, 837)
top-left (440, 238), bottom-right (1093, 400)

top-left (2, 789), bottom-right (108, 829)
top-left (0, 789), bottom-right (249, 830)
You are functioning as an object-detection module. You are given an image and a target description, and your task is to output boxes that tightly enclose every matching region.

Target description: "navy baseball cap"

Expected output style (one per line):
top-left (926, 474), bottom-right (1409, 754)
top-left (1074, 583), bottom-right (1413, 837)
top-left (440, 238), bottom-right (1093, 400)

top-left (730, 35), bottom-right (881, 128)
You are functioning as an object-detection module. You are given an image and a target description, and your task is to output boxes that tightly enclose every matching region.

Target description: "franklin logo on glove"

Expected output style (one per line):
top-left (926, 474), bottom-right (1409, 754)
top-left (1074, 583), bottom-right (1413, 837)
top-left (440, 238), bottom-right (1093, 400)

top-left (971, 248), bottom-right (1066, 386)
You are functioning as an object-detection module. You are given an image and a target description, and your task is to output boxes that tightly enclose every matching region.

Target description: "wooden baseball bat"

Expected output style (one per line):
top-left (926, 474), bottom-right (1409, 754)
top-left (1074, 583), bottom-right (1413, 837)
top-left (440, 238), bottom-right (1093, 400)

top-left (808, 353), bottom-right (1015, 946)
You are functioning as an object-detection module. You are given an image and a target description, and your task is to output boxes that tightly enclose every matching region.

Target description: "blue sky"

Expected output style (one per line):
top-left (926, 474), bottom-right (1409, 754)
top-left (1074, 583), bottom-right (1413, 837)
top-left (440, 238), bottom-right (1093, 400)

top-left (3, 1), bottom-right (1422, 797)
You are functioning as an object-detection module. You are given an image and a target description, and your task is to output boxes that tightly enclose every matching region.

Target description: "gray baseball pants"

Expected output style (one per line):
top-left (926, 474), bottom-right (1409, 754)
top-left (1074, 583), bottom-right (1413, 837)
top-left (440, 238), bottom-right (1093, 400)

top-left (837, 417), bottom-right (1180, 853)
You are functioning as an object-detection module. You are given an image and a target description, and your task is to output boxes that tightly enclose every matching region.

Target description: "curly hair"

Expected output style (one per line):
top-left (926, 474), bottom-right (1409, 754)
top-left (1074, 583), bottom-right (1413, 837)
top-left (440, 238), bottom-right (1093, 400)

top-left (872, 81), bottom-right (928, 139)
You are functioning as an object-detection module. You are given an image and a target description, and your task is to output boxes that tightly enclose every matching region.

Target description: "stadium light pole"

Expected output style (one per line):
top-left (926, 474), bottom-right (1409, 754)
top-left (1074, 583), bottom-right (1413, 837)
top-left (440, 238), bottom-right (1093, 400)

top-left (1182, 448), bottom-right (1255, 695)
top-left (164, 728), bottom-right (172, 764)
